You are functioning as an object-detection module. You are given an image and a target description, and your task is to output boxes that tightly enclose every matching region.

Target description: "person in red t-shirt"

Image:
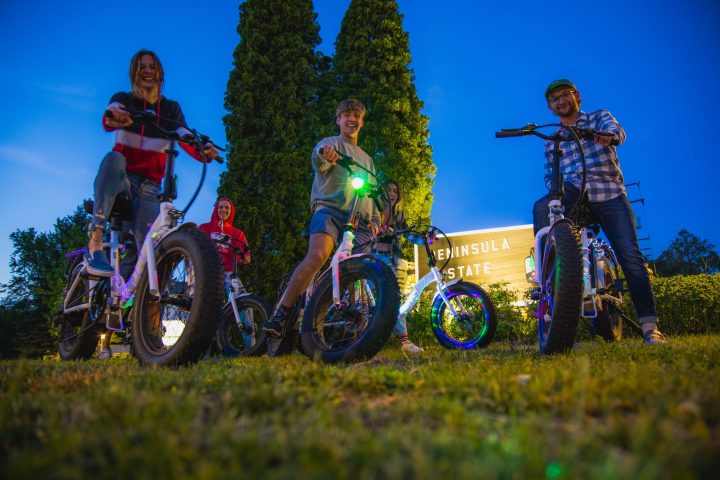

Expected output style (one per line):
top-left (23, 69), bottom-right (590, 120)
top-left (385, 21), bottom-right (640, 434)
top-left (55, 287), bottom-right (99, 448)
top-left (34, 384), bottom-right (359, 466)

top-left (199, 197), bottom-right (251, 282)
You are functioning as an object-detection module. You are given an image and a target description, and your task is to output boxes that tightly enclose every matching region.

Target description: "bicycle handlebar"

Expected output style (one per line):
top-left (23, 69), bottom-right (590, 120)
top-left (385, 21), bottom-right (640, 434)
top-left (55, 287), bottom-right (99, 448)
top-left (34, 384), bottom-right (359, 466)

top-left (318, 146), bottom-right (386, 195)
top-left (494, 123), bottom-right (619, 146)
top-left (213, 234), bottom-right (249, 255)
top-left (105, 109), bottom-right (226, 163)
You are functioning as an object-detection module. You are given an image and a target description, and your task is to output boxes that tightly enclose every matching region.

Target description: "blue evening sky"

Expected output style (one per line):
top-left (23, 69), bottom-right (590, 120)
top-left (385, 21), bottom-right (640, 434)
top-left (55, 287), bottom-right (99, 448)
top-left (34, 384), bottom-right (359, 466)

top-left (1, 0), bottom-right (719, 284)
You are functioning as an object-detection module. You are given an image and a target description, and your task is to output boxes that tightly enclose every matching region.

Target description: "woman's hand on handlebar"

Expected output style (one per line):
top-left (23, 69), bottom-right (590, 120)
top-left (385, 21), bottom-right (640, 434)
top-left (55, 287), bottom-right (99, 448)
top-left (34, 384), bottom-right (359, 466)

top-left (104, 108), bottom-right (132, 128)
top-left (180, 133), bottom-right (223, 163)
top-left (200, 142), bottom-right (219, 161)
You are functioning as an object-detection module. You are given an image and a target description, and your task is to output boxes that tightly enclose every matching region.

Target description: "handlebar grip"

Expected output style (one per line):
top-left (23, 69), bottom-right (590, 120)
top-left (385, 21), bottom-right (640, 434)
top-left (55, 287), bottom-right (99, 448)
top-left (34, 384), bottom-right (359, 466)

top-left (495, 130), bottom-right (526, 138)
top-left (215, 155), bottom-right (225, 164)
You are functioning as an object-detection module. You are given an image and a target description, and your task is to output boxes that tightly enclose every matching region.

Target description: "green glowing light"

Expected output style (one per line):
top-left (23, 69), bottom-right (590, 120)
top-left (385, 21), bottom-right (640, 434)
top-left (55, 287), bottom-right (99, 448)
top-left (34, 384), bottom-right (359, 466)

top-left (351, 177), bottom-right (365, 190)
top-left (546, 462), bottom-right (563, 479)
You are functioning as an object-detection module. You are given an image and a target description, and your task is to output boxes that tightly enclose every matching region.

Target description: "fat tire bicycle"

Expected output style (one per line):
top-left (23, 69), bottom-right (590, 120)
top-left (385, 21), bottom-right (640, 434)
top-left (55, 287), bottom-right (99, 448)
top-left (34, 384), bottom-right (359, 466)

top-left (496, 123), bottom-right (641, 353)
top-left (212, 235), bottom-right (271, 357)
top-left (267, 151), bottom-right (400, 363)
top-left (388, 225), bottom-right (497, 349)
top-left (56, 109), bottom-right (226, 366)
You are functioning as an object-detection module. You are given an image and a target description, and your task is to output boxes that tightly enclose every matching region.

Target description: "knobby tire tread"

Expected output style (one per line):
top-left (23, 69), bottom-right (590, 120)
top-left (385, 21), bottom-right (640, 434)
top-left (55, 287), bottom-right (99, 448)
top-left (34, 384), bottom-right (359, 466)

top-left (540, 223), bottom-right (583, 354)
top-left (132, 228), bottom-right (224, 366)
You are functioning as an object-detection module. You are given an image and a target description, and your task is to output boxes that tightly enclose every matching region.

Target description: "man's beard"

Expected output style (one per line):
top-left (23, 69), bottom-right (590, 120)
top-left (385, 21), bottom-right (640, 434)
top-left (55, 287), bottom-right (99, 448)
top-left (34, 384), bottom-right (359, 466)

top-left (556, 103), bottom-right (579, 118)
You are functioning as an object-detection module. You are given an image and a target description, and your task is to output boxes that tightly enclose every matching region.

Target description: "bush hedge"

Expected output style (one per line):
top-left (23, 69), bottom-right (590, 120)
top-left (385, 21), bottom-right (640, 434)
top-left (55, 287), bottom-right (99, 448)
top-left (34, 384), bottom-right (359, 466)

top-left (405, 274), bottom-right (720, 346)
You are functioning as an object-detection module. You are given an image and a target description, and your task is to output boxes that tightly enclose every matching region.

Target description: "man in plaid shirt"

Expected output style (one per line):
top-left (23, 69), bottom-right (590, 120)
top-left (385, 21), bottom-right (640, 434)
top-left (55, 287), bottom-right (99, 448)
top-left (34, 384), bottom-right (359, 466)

top-left (532, 79), bottom-right (666, 345)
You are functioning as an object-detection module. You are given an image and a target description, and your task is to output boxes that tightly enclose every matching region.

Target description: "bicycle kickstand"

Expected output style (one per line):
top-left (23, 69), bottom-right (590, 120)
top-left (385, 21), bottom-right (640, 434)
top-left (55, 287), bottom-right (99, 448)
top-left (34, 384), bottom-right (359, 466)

top-left (620, 313), bottom-right (643, 337)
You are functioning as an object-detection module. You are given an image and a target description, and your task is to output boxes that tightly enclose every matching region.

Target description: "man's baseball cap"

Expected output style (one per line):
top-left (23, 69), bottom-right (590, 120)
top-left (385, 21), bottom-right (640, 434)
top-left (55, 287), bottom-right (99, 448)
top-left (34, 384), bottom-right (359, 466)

top-left (545, 79), bottom-right (578, 100)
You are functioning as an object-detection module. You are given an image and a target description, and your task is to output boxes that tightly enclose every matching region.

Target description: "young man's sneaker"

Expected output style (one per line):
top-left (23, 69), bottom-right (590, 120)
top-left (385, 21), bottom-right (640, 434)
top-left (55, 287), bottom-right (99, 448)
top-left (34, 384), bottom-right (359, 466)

top-left (87, 250), bottom-right (114, 277)
top-left (98, 348), bottom-right (113, 360)
top-left (263, 305), bottom-right (290, 338)
top-left (643, 329), bottom-right (667, 345)
top-left (399, 336), bottom-right (423, 354)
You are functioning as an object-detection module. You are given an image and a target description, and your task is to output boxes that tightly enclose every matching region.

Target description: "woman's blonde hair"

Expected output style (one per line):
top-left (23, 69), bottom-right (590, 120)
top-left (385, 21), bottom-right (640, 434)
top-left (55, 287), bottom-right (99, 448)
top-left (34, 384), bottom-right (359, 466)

top-left (129, 50), bottom-right (164, 101)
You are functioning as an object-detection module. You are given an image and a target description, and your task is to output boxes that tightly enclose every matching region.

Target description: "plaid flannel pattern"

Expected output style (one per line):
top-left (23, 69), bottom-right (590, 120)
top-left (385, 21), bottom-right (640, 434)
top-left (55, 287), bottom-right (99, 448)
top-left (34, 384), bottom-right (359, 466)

top-left (544, 110), bottom-right (627, 202)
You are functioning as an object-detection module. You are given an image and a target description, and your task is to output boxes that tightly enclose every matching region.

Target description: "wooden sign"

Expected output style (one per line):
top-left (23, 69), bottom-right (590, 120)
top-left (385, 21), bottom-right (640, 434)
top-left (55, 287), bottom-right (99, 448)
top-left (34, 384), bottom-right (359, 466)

top-left (414, 224), bottom-right (535, 295)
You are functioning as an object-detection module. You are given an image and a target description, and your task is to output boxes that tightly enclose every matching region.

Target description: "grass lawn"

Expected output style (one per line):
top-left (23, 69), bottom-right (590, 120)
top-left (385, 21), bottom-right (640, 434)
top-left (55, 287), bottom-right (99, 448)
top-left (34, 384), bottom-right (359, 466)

top-left (1, 335), bottom-right (719, 479)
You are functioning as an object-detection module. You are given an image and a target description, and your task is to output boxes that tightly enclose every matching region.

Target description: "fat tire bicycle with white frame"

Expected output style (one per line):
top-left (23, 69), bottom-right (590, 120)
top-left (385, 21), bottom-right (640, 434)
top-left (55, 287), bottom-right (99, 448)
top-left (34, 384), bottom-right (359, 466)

top-left (390, 225), bottom-right (497, 349)
top-left (213, 235), bottom-right (271, 357)
top-left (56, 109), bottom-right (226, 366)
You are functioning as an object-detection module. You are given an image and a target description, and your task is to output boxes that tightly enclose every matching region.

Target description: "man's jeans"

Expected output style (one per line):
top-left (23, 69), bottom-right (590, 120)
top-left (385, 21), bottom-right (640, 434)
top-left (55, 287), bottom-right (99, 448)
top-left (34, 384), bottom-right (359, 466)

top-left (532, 183), bottom-right (658, 324)
top-left (90, 152), bottom-right (160, 272)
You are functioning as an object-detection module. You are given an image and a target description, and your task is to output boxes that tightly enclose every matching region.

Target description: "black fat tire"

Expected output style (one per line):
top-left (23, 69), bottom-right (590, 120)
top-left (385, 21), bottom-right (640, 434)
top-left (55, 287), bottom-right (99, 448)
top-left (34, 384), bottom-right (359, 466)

top-left (537, 222), bottom-right (583, 354)
top-left (592, 256), bottom-right (623, 342)
top-left (431, 281), bottom-right (497, 349)
top-left (216, 294), bottom-right (270, 357)
top-left (300, 255), bottom-right (399, 364)
top-left (58, 261), bottom-right (103, 360)
top-left (132, 228), bottom-right (224, 366)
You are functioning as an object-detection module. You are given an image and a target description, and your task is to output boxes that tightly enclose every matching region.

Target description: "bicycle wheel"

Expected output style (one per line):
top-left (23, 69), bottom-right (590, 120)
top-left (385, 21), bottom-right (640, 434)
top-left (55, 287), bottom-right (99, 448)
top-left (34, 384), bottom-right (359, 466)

top-left (216, 294), bottom-right (270, 357)
top-left (592, 254), bottom-right (623, 342)
top-left (300, 255), bottom-right (399, 364)
top-left (431, 281), bottom-right (497, 349)
top-left (132, 228), bottom-right (224, 366)
top-left (57, 260), bottom-right (104, 360)
top-left (537, 222), bottom-right (583, 354)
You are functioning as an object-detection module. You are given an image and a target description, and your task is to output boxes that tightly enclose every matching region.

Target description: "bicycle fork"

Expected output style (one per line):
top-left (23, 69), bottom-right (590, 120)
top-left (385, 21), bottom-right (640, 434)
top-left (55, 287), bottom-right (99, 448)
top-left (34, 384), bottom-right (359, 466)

top-left (227, 276), bottom-right (256, 342)
top-left (581, 228), bottom-right (599, 319)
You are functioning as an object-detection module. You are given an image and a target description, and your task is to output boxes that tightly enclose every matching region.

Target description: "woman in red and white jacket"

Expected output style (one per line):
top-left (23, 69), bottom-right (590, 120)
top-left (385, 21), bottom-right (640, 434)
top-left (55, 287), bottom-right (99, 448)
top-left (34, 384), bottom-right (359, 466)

top-left (86, 49), bottom-right (218, 276)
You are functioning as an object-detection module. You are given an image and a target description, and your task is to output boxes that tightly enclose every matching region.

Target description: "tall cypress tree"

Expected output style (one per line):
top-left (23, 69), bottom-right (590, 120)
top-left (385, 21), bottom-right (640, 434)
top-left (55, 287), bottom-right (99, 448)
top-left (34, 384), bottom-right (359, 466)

top-left (221, 0), bottom-right (329, 300)
top-left (331, 0), bottom-right (434, 226)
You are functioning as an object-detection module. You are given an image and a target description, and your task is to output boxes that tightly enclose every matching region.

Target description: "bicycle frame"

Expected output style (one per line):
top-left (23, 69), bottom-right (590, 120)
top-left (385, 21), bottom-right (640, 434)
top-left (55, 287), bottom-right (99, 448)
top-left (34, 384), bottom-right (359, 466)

top-left (218, 237), bottom-right (256, 334)
top-left (62, 126), bottom-right (217, 331)
top-left (397, 228), bottom-right (466, 321)
top-left (520, 125), bottom-right (621, 320)
top-left (63, 200), bottom-right (182, 331)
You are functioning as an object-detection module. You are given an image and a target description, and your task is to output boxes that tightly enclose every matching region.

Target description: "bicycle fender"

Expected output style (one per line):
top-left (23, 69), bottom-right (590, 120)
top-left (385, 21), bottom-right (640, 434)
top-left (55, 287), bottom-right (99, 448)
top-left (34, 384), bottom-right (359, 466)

top-left (152, 221), bottom-right (199, 244)
top-left (432, 278), bottom-right (467, 304)
top-left (175, 222), bottom-right (198, 231)
top-left (443, 278), bottom-right (464, 289)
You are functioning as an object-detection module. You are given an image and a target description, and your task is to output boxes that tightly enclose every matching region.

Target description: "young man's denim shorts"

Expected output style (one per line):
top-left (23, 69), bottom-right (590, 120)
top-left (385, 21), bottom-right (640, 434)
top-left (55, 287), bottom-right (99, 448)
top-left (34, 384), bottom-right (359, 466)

top-left (309, 208), bottom-right (373, 254)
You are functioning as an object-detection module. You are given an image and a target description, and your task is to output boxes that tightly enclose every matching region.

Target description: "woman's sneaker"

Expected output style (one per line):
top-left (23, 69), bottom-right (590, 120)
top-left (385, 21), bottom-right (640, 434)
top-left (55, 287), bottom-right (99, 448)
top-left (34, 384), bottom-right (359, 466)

top-left (400, 337), bottom-right (423, 354)
top-left (87, 250), bottom-right (114, 277)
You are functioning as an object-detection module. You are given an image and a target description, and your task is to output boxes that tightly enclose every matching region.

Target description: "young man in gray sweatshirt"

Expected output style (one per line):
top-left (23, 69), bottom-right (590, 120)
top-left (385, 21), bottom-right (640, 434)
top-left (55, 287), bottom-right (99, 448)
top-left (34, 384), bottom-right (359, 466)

top-left (264, 98), bottom-right (380, 336)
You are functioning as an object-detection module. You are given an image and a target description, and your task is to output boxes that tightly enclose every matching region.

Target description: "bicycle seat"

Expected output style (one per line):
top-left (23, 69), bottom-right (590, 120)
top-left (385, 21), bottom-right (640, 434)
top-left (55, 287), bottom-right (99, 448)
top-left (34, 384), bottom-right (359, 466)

top-left (83, 193), bottom-right (133, 221)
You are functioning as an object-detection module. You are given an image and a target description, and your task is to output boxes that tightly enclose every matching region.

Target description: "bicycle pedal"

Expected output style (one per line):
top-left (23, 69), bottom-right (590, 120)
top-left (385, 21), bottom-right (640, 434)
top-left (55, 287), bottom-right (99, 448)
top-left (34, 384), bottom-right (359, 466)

top-left (106, 311), bottom-right (124, 331)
